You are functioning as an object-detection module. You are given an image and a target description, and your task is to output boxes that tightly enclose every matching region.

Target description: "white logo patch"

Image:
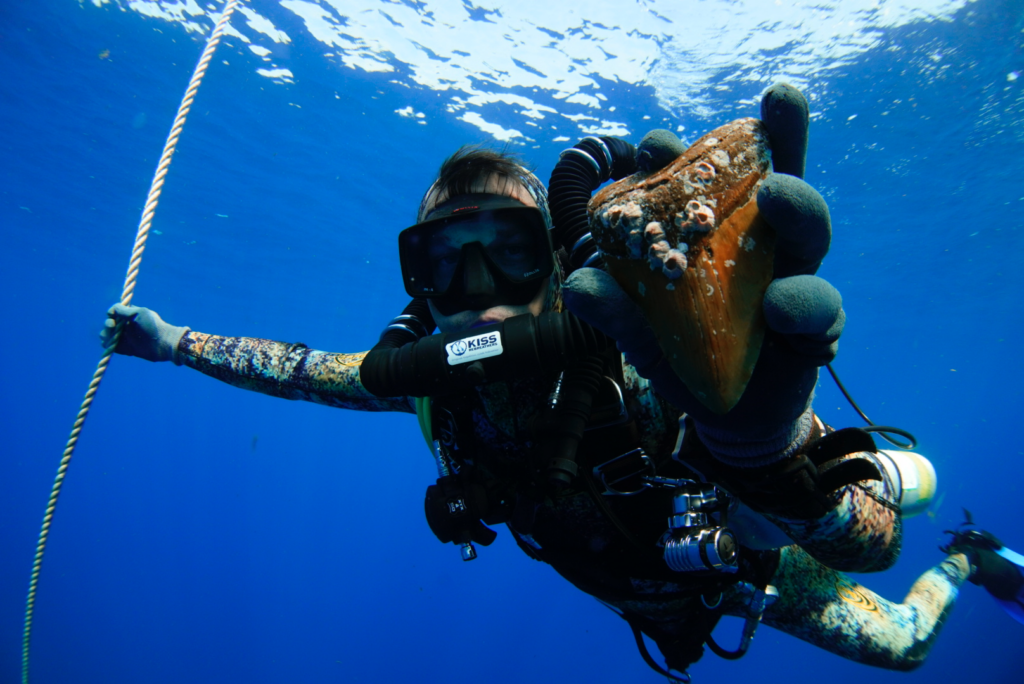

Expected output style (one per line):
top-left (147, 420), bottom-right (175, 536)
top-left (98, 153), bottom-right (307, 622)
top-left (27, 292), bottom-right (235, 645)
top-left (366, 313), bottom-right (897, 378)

top-left (446, 331), bottom-right (503, 365)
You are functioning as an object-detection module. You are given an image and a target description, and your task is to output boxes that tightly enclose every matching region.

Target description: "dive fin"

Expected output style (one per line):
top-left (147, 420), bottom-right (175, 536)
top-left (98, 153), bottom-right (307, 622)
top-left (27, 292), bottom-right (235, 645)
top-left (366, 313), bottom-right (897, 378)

top-left (996, 545), bottom-right (1024, 568)
top-left (943, 519), bottom-right (1024, 626)
top-left (993, 597), bottom-right (1024, 626)
top-left (994, 546), bottom-right (1024, 625)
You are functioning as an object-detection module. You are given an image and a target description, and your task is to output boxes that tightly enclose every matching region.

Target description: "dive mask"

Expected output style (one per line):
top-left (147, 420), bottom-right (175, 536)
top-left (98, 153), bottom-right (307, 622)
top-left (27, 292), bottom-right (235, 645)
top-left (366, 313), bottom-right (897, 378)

top-left (399, 194), bottom-right (555, 315)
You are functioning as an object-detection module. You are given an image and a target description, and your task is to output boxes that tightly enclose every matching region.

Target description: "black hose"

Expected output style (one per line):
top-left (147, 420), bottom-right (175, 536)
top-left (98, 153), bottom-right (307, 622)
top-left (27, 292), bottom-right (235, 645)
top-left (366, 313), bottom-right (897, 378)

top-left (705, 633), bottom-right (747, 660)
top-left (377, 298), bottom-right (436, 347)
top-left (825, 363), bottom-right (917, 449)
top-left (630, 624), bottom-right (691, 683)
top-left (539, 354), bottom-right (606, 490)
top-left (359, 309), bottom-right (612, 398)
top-left (549, 136), bottom-right (637, 272)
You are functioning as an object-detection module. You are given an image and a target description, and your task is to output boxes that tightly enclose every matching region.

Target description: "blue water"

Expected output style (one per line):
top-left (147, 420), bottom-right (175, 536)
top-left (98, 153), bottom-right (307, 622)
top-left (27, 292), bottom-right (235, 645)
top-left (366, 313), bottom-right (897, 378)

top-left (2, 1), bottom-right (1023, 682)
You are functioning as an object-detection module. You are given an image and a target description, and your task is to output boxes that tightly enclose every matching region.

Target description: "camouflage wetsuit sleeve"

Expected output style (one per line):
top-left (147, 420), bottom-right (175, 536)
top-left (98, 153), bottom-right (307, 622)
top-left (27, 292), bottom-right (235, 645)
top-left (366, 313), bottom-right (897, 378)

top-left (623, 546), bottom-right (971, 672)
top-left (746, 546), bottom-right (969, 670)
top-left (176, 331), bottom-right (415, 414)
top-left (773, 415), bottom-right (905, 573)
top-left (763, 432), bottom-right (903, 574)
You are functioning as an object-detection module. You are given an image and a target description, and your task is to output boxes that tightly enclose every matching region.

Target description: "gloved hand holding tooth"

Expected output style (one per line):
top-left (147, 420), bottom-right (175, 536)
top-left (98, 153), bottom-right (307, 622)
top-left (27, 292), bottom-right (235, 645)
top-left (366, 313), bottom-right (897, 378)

top-left (564, 83), bottom-right (843, 465)
top-left (101, 304), bottom-right (189, 364)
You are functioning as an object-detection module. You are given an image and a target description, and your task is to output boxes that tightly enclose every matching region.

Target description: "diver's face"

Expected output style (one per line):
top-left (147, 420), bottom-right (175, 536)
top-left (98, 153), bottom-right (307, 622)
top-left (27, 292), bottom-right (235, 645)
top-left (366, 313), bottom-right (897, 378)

top-left (427, 214), bottom-right (544, 293)
top-left (421, 173), bottom-right (550, 334)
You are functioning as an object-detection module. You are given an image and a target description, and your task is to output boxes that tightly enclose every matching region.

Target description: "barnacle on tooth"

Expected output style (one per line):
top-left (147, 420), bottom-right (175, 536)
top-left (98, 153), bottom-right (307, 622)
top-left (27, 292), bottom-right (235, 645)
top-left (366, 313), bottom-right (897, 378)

top-left (684, 200), bottom-right (716, 231)
top-left (649, 239), bottom-right (670, 254)
top-left (662, 249), bottom-right (687, 279)
top-left (620, 201), bottom-right (644, 227)
top-left (648, 239), bottom-right (688, 279)
top-left (587, 117), bottom-right (776, 415)
top-left (711, 149), bottom-right (731, 168)
top-left (645, 221), bottom-right (665, 242)
top-left (648, 239), bottom-right (670, 270)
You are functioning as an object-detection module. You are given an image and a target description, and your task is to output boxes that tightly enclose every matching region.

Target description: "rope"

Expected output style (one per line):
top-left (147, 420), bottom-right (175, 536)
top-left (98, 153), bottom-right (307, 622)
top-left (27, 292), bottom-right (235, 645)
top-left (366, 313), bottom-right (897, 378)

top-left (22, 3), bottom-right (239, 682)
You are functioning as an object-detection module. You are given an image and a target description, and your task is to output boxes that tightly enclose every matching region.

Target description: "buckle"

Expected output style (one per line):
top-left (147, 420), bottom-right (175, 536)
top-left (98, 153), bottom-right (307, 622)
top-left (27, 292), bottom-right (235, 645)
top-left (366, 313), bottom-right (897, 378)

top-left (593, 448), bottom-right (656, 496)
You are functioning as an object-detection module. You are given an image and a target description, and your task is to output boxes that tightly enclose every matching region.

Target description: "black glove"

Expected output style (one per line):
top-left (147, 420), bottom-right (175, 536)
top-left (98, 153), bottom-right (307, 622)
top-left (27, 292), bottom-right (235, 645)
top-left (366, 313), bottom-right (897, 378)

top-left (564, 84), bottom-right (843, 465)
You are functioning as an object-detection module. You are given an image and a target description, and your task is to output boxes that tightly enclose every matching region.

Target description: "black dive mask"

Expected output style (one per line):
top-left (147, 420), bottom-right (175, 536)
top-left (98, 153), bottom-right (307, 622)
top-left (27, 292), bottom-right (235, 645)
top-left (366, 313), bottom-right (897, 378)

top-left (399, 194), bottom-right (555, 316)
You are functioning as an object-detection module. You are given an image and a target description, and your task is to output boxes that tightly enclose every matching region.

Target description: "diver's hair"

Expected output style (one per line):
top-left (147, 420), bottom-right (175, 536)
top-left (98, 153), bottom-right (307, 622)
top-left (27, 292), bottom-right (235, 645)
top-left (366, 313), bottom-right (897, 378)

top-left (417, 146), bottom-right (551, 227)
top-left (433, 146), bottom-right (530, 198)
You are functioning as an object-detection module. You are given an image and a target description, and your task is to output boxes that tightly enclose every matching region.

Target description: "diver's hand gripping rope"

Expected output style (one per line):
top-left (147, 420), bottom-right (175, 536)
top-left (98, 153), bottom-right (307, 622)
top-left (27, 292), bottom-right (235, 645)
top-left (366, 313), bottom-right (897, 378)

top-left (21, 3), bottom-right (239, 682)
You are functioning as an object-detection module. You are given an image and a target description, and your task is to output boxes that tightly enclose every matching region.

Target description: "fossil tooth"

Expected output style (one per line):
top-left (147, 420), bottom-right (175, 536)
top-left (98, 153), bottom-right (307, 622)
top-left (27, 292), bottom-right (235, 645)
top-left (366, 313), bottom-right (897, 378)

top-left (589, 118), bottom-right (775, 414)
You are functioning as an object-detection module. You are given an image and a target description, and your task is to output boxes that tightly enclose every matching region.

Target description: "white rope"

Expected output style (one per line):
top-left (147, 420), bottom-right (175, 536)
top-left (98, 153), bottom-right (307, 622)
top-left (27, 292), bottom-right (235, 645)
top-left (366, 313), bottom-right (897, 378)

top-left (22, 3), bottom-right (240, 682)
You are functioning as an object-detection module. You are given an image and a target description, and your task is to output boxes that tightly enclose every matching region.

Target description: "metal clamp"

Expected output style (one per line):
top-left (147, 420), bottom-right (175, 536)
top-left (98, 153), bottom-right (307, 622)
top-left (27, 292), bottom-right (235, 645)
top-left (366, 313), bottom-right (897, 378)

top-left (381, 313), bottom-right (430, 341)
top-left (559, 147), bottom-right (603, 177)
top-left (580, 136), bottom-right (613, 176)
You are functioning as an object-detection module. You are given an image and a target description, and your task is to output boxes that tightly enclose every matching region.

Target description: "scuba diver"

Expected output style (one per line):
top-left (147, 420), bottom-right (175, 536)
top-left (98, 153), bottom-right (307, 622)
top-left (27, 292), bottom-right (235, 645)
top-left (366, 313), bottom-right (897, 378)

top-left (100, 85), bottom-right (1020, 680)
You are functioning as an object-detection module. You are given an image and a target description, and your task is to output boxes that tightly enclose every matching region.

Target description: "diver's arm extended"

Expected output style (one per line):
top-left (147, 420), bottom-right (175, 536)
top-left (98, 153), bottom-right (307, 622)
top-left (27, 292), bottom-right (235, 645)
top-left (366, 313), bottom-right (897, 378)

top-left (101, 304), bottom-right (414, 413)
top-left (753, 545), bottom-right (971, 670)
top-left (177, 331), bottom-right (414, 413)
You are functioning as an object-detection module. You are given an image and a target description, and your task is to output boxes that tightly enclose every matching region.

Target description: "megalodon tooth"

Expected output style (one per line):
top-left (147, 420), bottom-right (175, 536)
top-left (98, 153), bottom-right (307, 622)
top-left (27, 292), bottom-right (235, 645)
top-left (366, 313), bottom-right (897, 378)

top-left (589, 118), bottom-right (775, 415)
